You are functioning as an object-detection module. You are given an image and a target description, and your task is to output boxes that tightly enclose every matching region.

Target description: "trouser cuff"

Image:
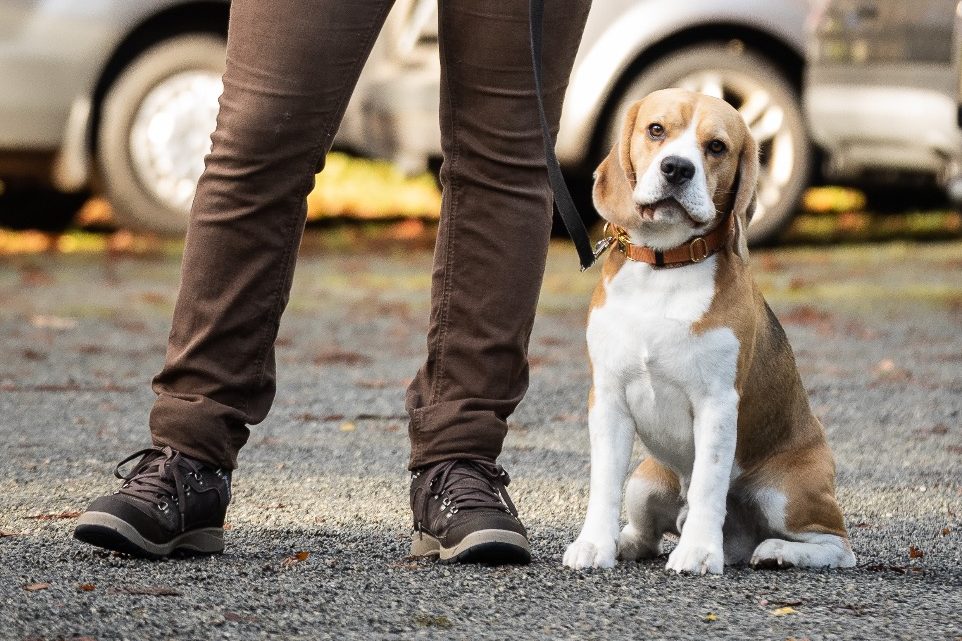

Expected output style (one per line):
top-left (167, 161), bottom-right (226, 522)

top-left (407, 399), bottom-right (509, 470)
top-left (149, 392), bottom-right (250, 470)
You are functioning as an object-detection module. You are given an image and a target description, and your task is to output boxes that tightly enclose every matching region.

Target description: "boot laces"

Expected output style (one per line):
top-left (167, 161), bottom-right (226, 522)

top-left (113, 446), bottom-right (206, 529)
top-left (420, 460), bottom-right (516, 515)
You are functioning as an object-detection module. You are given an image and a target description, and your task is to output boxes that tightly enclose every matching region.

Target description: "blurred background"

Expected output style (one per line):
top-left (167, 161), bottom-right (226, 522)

top-left (0, 0), bottom-right (961, 249)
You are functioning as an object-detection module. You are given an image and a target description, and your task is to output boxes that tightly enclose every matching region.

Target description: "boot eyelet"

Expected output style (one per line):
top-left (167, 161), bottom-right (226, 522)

top-left (158, 500), bottom-right (169, 511)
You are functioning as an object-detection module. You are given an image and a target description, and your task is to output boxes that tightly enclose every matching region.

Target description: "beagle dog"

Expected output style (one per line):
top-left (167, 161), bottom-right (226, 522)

top-left (563, 88), bottom-right (855, 574)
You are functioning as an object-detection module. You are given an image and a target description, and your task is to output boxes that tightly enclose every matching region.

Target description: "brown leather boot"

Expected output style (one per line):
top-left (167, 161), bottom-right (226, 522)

top-left (409, 460), bottom-right (530, 564)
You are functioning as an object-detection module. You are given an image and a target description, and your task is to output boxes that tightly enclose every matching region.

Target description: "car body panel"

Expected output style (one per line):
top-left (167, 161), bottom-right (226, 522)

top-left (805, 0), bottom-right (962, 180)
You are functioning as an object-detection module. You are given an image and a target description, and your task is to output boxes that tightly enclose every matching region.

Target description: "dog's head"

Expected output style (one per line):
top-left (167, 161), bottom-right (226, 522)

top-left (593, 88), bottom-right (759, 260)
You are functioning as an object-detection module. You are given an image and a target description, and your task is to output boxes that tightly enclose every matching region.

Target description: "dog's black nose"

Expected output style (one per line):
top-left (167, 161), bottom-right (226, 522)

top-left (660, 156), bottom-right (695, 185)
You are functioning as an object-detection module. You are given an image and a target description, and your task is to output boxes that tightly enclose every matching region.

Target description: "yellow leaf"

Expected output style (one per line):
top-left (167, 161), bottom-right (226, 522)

top-left (704, 613), bottom-right (718, 622)
top-left (771, 606), bottom-right (797, 617)
top-left (339, 422), bottom-right (356, 432)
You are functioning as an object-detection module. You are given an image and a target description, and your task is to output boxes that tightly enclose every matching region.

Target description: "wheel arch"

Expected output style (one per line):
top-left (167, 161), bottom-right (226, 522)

top-left (88, 2), bottom-right (229, 156)
top-left (567, 23), bottom-right (805, 173)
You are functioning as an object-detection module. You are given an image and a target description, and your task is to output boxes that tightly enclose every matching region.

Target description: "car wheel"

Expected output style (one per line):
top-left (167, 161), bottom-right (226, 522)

top-left (97, 34), bottom-right (225, 235)
top-left (605, 43), bottom-right (810, 245)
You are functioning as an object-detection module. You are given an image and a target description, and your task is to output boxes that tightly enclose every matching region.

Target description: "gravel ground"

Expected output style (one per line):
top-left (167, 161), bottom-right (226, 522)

top-left (0, 236), bottom-right (960, 641)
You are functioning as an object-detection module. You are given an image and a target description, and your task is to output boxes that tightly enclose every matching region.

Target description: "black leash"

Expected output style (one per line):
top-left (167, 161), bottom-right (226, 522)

top-left (528, 0), bottom-right (597, 270)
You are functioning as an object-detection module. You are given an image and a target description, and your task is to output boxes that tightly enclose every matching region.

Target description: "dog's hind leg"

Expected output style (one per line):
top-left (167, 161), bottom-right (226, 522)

top-left (748, 443), bottom-right (856, 569)
top-left (618, 457), bottom-right (682, 561)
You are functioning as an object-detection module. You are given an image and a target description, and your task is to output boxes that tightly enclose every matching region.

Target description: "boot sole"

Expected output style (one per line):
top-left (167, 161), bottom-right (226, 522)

top-left (410, 528), bottom-right (531, 565)
top-left (73, 511), bottom-right (223, 559)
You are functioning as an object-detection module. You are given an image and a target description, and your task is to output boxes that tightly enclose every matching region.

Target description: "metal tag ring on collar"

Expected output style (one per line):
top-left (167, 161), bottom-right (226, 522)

top-left (688, 237), bottom-right (709, 263)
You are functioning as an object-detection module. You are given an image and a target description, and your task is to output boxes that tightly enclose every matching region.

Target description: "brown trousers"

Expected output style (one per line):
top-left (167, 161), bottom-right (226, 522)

top-left (149, 0), bottom-right (591, 471)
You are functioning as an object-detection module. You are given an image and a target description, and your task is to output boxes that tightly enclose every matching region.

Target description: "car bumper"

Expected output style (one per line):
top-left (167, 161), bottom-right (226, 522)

top-left (805, 81), bottom-right (962, 178)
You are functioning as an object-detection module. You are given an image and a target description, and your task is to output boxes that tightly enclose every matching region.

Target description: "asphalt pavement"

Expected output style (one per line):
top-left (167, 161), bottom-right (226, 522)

top-left (0, 235), bottom-right (960, 640)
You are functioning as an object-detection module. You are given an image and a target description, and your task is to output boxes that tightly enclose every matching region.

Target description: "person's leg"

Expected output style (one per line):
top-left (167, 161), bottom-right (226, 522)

top-left (407, 0), bottom-right (591, 466)
top-left (407, 0), bottom-right (591, 563)
top-left (150, 0), bottom-right (394, 471)
top-left (75, 0), bottom-right (394, 557)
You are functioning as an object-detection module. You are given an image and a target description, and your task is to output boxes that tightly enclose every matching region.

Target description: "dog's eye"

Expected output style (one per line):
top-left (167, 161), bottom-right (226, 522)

top-left (647, 123), bottom-right (665, 139)
top-left (707, 139), bottom-right (727, 155)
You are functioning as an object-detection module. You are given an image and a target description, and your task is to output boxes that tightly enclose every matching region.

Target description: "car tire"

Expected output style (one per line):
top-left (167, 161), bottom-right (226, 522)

top-left (97, 34), bottom-right (225, 235)
top-left (605, 43), bottom-right (811, 245)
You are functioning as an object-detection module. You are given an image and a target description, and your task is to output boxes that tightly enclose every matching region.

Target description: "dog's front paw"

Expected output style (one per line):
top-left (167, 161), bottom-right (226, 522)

top-left (666, 536), bottom-right (724, 575)
top-left (563, 537), bottom-right (617, 570)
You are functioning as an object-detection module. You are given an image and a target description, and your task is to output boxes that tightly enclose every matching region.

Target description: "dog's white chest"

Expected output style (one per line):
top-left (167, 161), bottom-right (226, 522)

top-left (587, 256), bottom-right (739, 477)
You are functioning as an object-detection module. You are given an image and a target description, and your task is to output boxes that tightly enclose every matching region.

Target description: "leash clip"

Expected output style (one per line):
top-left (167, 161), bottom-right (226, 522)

top-left (590, 236), bottom-right (615, 262)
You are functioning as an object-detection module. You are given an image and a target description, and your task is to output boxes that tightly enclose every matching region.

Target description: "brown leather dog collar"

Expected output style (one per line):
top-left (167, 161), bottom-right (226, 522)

top-left (602, 215), bottom-right (733, 268)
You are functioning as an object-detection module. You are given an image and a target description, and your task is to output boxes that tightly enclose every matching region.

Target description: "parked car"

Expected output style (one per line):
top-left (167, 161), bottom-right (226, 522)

top-left (805, 0), bottom-right (962, 202)
top-left (0, 0), bottom-right (230, 232)
top-left (0, 0), bottom-right (813, 244)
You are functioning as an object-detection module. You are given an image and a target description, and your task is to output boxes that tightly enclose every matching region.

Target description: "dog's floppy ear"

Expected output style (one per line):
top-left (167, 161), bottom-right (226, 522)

top-left (730, 127), bottom-right (759, 263)
top-left (592, 101), bottom-right (641, 222)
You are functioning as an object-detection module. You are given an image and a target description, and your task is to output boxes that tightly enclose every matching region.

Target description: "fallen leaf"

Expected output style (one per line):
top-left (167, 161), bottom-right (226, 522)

top-left (281, 551), bottom-right (310, 567)
top-left (704, 612), bottom-right (718, 622)
top-left (414, 614), bottom-right (452, 629)
top-left (78, 344), bottom-right (106, 355)
top-left (941, 527), bottom-right (951, 536)
top-left (25, 510), bottom-right (81, 520)
top-left (139, 292), bottom-right (168, 306)
top-left (771, 599), bottom-right (803, 607)
top-left (223, 522), bottom-right (233, 531)
top-left (780, 306), bottom-right (834, 334)
top-left (354, 378), bottom-right (401, 389)
top-left (21, 349), bottom-right (47, 361)
top-left (30, 314), bottom-right (78, 330)
top-left (224, 611), bottom-right (258, 623)
top-left (313, 350), bottom-right (372, 366)
top-left (913, 423), bottom-right (949, 437)
top-left (908, 545), bottom-right (924, 559)
top-left (296, 412), bottom-right (344, 423)
top-left (78, 583), bottom-right (95, 592)
top-left (770, 606), bottom-right (797, 617)
top-left (23, 583), bottom-right (50, 592)
top-left (872, 359), bottom-right (912, 382)
top-left (0, 530), bottom-right (18, 537)
top-left (339, 422), bottom-right (356, 432)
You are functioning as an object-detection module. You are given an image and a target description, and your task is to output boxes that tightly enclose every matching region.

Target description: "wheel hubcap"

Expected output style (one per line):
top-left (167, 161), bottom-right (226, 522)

top-left (129, 71), bottom-right (223, 215)
top-left (676, 71), bottom-right (797, 226)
